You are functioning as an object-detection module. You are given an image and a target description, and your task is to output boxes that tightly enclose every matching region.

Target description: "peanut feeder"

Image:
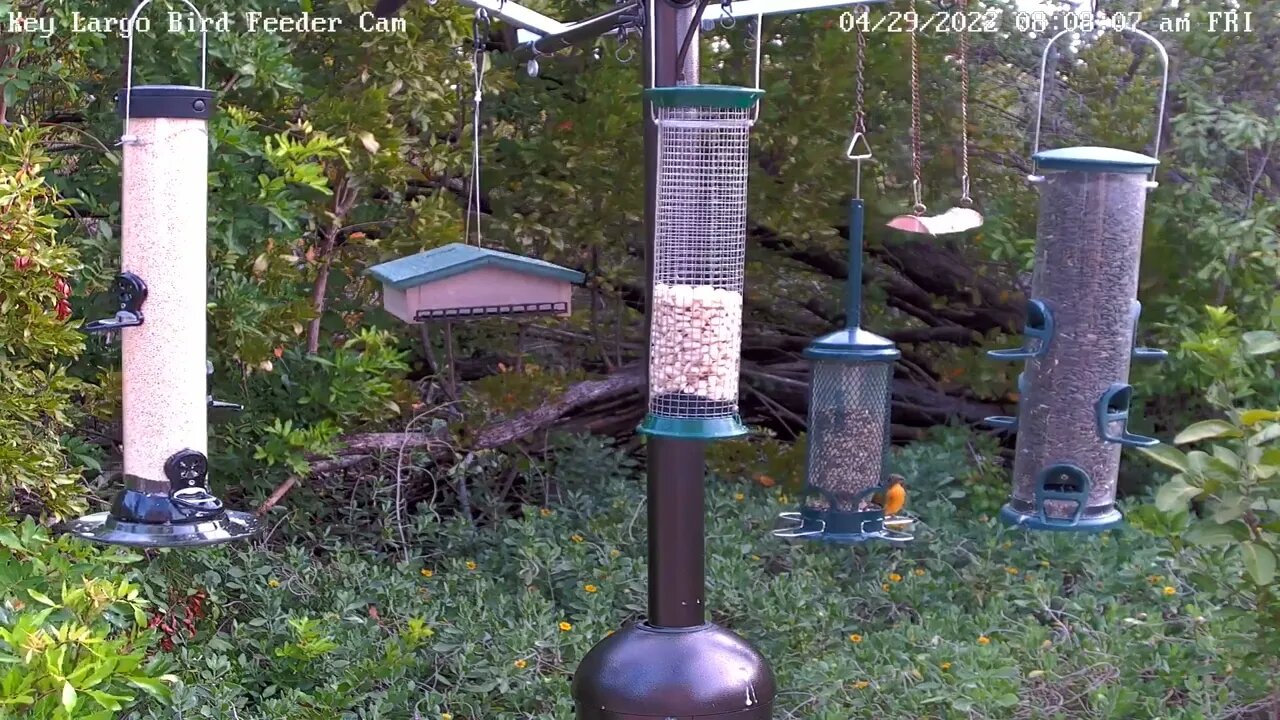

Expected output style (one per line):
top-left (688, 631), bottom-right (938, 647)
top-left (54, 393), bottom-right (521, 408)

top-left (638, 85), bottom-right (762, 440)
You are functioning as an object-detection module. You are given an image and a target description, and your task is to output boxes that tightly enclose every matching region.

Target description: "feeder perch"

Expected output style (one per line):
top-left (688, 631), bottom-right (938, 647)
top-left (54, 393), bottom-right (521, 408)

top-left (368, 243), bottom-right (584, 322)
top-left (775, 200), bottom-right (909, 544)
top-left (638, 86), bottom-right (762, 441)
top-left (70, 11), bottom-right (260, 547)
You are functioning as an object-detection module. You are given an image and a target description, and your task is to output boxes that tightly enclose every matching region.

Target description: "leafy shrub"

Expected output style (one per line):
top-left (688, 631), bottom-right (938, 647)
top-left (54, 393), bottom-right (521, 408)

top-left (0, 519), bottom-right (170, 720)
top-left (0, 122), bottom-right (85, 520)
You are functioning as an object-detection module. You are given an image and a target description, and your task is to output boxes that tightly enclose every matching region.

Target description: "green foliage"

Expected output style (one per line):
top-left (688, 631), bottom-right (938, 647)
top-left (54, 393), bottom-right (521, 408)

top-left (100, 436), bottom-right (1271, 719)
top-left (1131, 308), bottom-right (1280, 690)
top-left (0, 518), bottom-right (170, 720)
top-left (0, 122), bottom-right (86, 520)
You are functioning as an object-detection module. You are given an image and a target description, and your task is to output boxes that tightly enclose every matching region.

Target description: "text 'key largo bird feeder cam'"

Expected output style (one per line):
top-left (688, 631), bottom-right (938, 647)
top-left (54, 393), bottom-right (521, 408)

top-left (69, 0), bottom-right (261, 548)
top-left (986, 27), bottom-right (1170, 532)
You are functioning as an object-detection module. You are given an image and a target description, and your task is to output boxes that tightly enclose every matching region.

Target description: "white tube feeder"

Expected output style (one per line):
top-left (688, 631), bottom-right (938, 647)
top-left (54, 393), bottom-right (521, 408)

top-left (70, 1), bottom-right (260, 547)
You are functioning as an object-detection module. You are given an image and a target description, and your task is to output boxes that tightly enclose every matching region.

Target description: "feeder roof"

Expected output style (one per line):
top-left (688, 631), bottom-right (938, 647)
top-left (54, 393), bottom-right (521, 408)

top-left (367, 243), bottom-right (585, 290)
top-left (1033, 146), bottom-right (1158, 174)
top-left (804, 327), bottom-right (900, 362)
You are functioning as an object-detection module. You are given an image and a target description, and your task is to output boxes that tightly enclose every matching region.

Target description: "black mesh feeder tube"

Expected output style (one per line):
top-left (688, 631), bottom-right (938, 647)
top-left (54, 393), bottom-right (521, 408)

top-left (774, 199), bottom-right (909, 544)
top-left (68, 2), bottom-right (260, 548)
top-left (989, 29), bottom-right (1170, 532)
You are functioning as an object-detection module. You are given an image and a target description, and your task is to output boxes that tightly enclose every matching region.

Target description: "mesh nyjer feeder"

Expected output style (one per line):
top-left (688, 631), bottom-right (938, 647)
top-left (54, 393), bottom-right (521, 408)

top-left (987, 28), bottom-right (1169, 532)
top-left (69, 0), bottom-right (260, 548)
top-left (638, 85), bottom-right (763, 440)
top-left (775, 109), bottom-right (910, 544)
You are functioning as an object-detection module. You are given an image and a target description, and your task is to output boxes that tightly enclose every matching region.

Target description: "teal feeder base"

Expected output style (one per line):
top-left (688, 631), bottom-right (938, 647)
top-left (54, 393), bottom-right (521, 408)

top-left (639, 413), bottom-right (748, 440)
top-left (774, 506), bottom-right (912, 544)
top-left (998, 501), bottom-right (1123, 532)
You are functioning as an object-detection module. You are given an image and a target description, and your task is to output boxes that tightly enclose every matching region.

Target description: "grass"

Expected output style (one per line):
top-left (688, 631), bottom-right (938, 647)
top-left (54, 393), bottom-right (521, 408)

top-left (128, 435), bottom-right (1262, 720)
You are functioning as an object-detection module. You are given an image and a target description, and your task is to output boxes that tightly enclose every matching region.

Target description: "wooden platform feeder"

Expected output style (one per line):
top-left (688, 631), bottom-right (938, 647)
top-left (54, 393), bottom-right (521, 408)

top-left (368, 243), bottom-right (585, 323)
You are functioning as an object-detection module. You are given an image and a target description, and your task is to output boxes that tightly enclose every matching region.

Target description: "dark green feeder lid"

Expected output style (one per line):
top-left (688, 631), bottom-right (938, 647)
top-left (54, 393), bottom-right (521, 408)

top-left (804, 327), bottom-right (900, 362)
top-left (1033, 146), bottom-right (1158, 175)
top-left (645, 85), bottom-right (765, 109)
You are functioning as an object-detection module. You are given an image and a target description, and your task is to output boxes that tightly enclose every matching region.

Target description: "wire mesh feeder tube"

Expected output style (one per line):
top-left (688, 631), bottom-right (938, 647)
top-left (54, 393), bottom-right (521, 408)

top-left (640, 86), bottom-right (763, 440)
top-left (1001, 147), bottom-right (1161, 532)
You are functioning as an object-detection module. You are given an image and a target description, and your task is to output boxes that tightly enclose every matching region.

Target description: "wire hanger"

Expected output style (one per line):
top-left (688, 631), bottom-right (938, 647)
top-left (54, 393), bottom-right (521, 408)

top-left (465, 9), bottom-right (488, 247)
top-left (886, 0), bottom-right (983, 236)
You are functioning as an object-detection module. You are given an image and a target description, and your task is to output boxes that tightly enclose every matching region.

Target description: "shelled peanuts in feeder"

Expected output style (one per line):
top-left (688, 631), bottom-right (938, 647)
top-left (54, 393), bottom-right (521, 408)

top-left (649, 283), bottom-right (743, 401)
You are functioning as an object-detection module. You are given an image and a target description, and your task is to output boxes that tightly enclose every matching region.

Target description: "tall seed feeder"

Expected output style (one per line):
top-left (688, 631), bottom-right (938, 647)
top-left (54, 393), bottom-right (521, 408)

top-left (988, 28), bottom-right (1168, 531)
top-left (69, 1), bottom-right (260, 547)
top-left (638, 85), bottom-right (762, 440)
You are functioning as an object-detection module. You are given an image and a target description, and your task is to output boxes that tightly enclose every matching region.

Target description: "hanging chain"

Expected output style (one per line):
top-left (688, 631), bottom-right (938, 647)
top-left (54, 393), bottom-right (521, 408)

top-left (909, 0), bottom-right (924, 215)
top-left (957, 0), bottom-right (972, 206)
top-left (848, 4), bottom-right (872, 199)
top-left (465, 10), bottom-right (489, 246)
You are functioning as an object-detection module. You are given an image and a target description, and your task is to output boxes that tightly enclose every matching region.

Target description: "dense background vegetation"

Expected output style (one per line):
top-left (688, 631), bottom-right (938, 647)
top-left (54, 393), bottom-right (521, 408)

top-left (1, 0), bottom-right (1277, 717)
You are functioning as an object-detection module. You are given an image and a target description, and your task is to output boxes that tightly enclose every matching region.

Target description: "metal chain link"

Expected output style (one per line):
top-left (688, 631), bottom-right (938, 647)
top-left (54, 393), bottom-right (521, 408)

top-left (465, 9), bottom-right (489, 246)
top-left (854, 6), bottom-right (867, 135)
top-left (909, 0), bottom-right (924, 214)
top-left (957, 0), bottom-right (972, 206)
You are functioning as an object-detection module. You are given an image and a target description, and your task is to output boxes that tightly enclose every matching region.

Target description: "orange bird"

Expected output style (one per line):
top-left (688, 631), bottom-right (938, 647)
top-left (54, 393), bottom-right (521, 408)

top-left (874, 474), bottom-right (908, 517)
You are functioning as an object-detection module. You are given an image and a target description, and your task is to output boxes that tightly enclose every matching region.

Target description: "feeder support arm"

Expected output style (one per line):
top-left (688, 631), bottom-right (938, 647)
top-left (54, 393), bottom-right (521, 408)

top-left (847, 198), bottom-right (864, 331)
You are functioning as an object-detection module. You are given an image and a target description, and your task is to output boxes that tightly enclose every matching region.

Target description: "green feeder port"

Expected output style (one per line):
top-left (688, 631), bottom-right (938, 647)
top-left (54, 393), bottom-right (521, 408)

top-left (638, 85), bottom-right (763, 441)
top-left (775, 199), bottom-right (911, 544)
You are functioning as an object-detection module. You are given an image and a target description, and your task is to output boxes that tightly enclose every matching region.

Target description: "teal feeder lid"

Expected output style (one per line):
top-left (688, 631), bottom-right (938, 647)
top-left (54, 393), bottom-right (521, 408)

top-left (1033, 146), bottom-right (1158, 175)
top-left (645, 85), bottom-right (765, 110)
top-left (804, 327), bottom-right (900, 363)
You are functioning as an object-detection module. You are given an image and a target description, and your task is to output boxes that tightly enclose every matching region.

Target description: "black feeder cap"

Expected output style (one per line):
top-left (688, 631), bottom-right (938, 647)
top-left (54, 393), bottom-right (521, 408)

top-left (115, 85), bottom-right (216, 120)
top-left (572, 622), bottom-right (775, 719)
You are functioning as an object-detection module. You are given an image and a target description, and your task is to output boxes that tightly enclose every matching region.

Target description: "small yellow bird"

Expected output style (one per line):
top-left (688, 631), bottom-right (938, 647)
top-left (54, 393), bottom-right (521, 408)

top-left (875, 474), bottom-right (908, 517)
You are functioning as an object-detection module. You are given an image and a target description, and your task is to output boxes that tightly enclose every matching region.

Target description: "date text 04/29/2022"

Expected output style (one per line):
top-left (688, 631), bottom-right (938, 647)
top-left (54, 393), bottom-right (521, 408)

top-left (836, 8), bottom-right (1255, 34)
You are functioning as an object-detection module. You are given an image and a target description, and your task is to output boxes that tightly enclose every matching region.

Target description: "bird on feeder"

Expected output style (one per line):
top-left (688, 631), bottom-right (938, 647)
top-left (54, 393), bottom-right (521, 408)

top-left (868, 474), bottom-right (907, 517)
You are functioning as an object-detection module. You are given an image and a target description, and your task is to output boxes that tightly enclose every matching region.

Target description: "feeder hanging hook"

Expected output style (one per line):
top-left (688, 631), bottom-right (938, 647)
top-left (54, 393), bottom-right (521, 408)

top-left (119, 0), bottom-right (208, 145)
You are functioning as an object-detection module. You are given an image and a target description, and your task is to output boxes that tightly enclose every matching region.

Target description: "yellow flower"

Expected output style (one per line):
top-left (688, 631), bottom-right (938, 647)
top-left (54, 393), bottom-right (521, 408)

top-left (881, 583), bottom-right (891, 592)
top-left (848, 633), bottom-right (863, 643)
top-left (889, 573), bottom-right (903, 583)
top-left (465, 561), bottom-right (477, 571)
top-left (913, 568), bottom-right (925, 577)
top-left (584, 584), bottom-right (598, 593)
top-left (734, 492), bottom-right (746, 502)
top-left (1148, 575), bottom-right (1163, 584)
top-left (559, 621), bottom-right (573, 632)
top-left (514, 659), bottom-right (527, 669)
top-left (420, 569), bottom-right (434, 578)
top-left (1040, 560), bottom-right (1051, 568)
top-left (540, 508), bottom-right (553, 517)
top-left (441, 715), bottom-right (452, 720)
top-left (1006, 567), bottom-right (1019, 575)
top-left (609, 549), bottom-right (621, 558)
top-left (977, 635), bottom-right (991, 646)
top-left (1041, 639), bottom-right (1052, 649)
top-left (571, 534), bottom-right (584, 543)
top-left (750, 554), bottom-right (761, 561)
top-left (853, 680), bottom-right (870, 690)
top-left (940, 661), bottom-right (952, 671)
top-left (267, 578), bottom-right (280, 588)
top-left (606, 630), bottom-right (614, 637)
top-left (1163, 586), bottom-right (1176, 596)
